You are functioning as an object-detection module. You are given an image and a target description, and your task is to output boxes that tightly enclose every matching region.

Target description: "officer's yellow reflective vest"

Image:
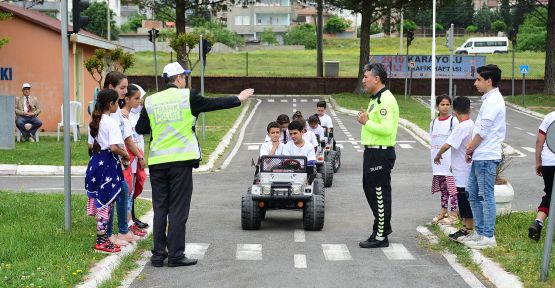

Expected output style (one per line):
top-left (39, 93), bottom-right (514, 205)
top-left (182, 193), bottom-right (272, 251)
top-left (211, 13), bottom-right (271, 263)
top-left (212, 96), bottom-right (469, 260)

top-left (360, 89), bottom-right (399, 147)
top-left (144, 87), bottom-right (201, 165)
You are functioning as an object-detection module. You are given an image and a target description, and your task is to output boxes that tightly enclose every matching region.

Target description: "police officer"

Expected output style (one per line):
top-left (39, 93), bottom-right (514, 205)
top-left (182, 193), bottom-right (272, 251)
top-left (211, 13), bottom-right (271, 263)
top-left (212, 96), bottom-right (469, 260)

top-left (357, 63), bottom-right (399, 248)
top-left (136, 62), bottom-right (254, 267)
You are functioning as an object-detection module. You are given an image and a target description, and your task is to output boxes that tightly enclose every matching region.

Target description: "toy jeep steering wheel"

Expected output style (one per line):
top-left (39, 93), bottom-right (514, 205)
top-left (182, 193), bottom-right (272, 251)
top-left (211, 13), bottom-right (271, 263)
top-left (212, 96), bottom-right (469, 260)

top-left (281, 159), bottom-right (302, 170)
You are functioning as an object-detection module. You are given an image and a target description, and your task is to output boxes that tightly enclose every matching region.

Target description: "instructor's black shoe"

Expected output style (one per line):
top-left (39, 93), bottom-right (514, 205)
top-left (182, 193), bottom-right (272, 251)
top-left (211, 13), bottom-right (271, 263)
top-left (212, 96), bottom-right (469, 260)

top-left (359, 237), bottom-right (389, 248)
top-left (360, 231), bottom-right (377, 243)
top-left (133, 219), bottom-right (149, 229)
top-left (168, 257), bottom-right (198, 267)
top-left (151, 260), bottom-right (164, 267)
top-left (528, 220), bottom-right (543, 242)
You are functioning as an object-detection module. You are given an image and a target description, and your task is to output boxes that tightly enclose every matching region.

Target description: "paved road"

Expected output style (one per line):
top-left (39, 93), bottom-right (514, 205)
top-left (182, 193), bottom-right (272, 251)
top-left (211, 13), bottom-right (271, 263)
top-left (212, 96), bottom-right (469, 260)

top-left (1, 95), bottom-right (542, 287)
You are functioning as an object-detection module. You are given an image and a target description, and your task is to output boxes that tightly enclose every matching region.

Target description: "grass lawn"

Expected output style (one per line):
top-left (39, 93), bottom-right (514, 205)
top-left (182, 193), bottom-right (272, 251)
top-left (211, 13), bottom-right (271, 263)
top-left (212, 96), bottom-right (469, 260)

top-left (331, 92), bottom-right (432, 131)
top-left (429, 212), bottom-right (555, 287)
top-left (0, 96), bottom-right (246, 166)
top-left (506, 94), bottom-right (555, 115)
top-left (126, 37), bottom-right (545, 79)
top-left (0, 192), bottom-right (151, 287)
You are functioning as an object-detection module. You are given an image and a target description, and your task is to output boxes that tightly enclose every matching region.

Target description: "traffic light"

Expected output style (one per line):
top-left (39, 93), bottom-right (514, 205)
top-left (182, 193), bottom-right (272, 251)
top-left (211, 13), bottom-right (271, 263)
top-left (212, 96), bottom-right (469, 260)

top-left (445, 25), bottom-right (454, 50)
top-left (201, 39), bottom-right (212, 62)
top-left (148, 28), bottom-right (159, 43)
top-left (508, 28), bottom-right (517, 45)
top-left (72, 0), bottom-right (89, 34)
top-left (407, 30), bottom-right (414, 47)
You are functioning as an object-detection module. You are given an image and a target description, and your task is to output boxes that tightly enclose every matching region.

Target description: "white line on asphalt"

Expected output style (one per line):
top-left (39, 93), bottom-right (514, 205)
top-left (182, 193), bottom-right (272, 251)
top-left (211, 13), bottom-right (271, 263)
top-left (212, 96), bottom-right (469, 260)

top-left (353, 145), bottom-right (361, 149)
top-left (247, 145), bottom-right (259, 150)
top-left (348, 137), bottom-right (355, 141)
top-left (312, 99), bottom-right (319, 102)
top-left (527, 132), bottom-right (536, 137)
top-left (344, 133), bottom-right (352, 137)
top-left (357, 150), bottom-right (364, 153)
top-left (293, 99), bottom-right (297, 102)
top-left (336, 140), bottom-right (360, 143)
top-left (521, 147), bottom-right (535, 153)
top-left (243, 142), bottom-right (264, 145)
top-left (399, 125), bottom-right (430, 149)
top-left (268, 99), bottom-right (274, 102)
top-left (301, 99), bottom-right (308, 102)
top-left (381, 243), bottom-right (415, 260)
top-left (280, 99), bottom-right (287, 103)
top-left (398, 143), bottom-right (413, 149)
top-left (514, 127), bottom-right (523, 130)
top-left (337, 144), bottom-right (344, 149)
top-left (322, 244), bottom-right (353, 261)
top-left (397, 140), bottom-right (416, 143)
top-left (185, 243), bottom-right (210, 260)
top-left (294, 229), bottom-right (306, 242)
top-left (443, 253), bottom-right (486, 288)
top-left (293, 103), bottom-right (297, 107)
top-left (294, 254), bottom-right (307, 269)
top-left (236, 244), bottom-right (262, 260)
top-left (293, 109), bottom-right (297, 113)
top-left (222, 99), bottom-right (262, 169)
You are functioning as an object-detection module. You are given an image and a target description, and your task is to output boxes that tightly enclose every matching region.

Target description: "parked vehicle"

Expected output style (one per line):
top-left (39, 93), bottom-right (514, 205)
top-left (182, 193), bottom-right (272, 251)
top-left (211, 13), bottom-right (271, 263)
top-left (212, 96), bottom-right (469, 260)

top-left (455, 37), bottom-right (509, 54)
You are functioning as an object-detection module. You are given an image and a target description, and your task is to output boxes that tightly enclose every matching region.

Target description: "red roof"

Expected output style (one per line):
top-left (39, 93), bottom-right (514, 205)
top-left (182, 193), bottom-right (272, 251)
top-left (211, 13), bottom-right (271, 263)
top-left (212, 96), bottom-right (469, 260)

top-left (0, 2), bottom-right (108, 41)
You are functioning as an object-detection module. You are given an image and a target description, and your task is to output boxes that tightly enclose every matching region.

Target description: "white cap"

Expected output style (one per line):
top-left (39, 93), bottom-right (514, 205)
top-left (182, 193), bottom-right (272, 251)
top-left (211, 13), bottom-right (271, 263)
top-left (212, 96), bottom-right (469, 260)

top-left (162, 62), bottom-right (186, 78)
top-left (22, 83), bottom-right (31, 89)
top-left (130, 84), bottom-right (146, 99)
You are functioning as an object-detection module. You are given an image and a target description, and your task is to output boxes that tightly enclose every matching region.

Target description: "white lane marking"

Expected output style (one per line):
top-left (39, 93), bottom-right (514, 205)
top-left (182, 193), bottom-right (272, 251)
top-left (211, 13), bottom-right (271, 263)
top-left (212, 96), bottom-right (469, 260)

top-left (357, 150), bottom-right (364, 153)
top-left (353, 145), bottom-right (361, 149)
top-left (398, 143), bottom-right (413, 149)
top-left (247, 145), bottom-right (259, 151)
top-left (397, 140), bottom-right (416, 143)
top-left (281, 99), bottom-right (288, 103)
top-left (293, 109), bottom-right (297, 113)
top-left (522, 147), bottom-right (535, 153)
top-left (322, 244), bottom-right (353, 261)
top-left (514, 127), bottom-right (523, 130)
top-left (337, 144), bottom-right (344, 149)
top-left (348, 137), bottom-right (355, 141)
top-left (527, 132), bottom-right (536, 137)
top-left (293, 99), bottom-right (297, 102)
top-left (293, 103), bottom-right (297, 107)
top-left (381, 243), bottom-right (415, 260)
top-left (443, 253), bottom-right (486, 288)
top-left (267, 99), bottom-right (275, 102)
top-left (185, 243), bottom-right (210, 260)
top-left (301, 99), bottom-right (308, 103)
top-left (312, 99), bottom-right (319, 102)
top-left (243, 142), bottom-right (264, 145)
top-left (294, 229), bottom-right (306, 242)
top-left (294, 254), bottom-right (307, 269)
top-left (344, 133), bottom-right (352, 137)
top-left (236, 244), bottom-right (262, 260)
top-left (222, 100), bottom-right (262, 169)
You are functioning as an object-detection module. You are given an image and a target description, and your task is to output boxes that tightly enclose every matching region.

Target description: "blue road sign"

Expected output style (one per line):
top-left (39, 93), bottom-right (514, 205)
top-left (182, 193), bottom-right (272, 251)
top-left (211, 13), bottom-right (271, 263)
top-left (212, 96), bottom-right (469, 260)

top-left (520, 65), bottom-right (529, 74)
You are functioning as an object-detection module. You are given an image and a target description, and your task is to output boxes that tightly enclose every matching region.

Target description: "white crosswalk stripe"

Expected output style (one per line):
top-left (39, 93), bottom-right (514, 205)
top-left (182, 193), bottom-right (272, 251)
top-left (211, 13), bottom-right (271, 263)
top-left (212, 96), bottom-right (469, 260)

top-left (322, 244), bottom-right (353, 261)
top-left (247, 145), bottom-right (259, 150)
top-left (236, 244), bottom-right (262, 260)
top-left (294, 254), bottom-right (307, 268)
top-left (301, 99), bottom-right (308, 102)
top-left (357, 149), bottom-right (364, 153)
top-left (337, 144), bottom-right (344, 149)
top-left (522, 147), bottom-right (535, 153)
top-left (353, 145), bottom-right (361, 149)
top-left (294, 229), bottom-right (306, 242)
top-left (348, 137), bottom-right (355, 141)
top-left (382, 243), bottom-right (415, 260)
top-left (281, 99), bottom-right (288, 103)
top-left (514, 126), bottom-right (523, 130)
top-left (267, 99), bottom-right (275, 102)
top-left (293, 103), bottom-right (297, 107)
top-left (185, 243), bottom-right (210, 260)
top-left (293, 99), bottom-right (297, 102)
top-left (398, 143), bottom-right (413, 149)
top-left (312, 99), bottom-right (319, 102)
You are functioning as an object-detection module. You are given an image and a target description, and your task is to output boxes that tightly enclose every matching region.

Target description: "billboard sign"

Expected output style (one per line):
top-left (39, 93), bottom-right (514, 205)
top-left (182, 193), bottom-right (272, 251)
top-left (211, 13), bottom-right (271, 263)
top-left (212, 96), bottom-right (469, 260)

top-left (370, 55), bottom-right (486, 79)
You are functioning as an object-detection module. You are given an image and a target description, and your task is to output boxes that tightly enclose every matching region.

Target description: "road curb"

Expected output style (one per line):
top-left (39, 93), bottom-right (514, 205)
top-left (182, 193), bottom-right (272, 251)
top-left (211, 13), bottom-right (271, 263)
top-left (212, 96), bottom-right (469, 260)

top-left (0, 100), bottom-right (254, 176)
top-left (419, 224), bottom-right (524, 288)
top-left (504, 101), bottom-right (545, 120)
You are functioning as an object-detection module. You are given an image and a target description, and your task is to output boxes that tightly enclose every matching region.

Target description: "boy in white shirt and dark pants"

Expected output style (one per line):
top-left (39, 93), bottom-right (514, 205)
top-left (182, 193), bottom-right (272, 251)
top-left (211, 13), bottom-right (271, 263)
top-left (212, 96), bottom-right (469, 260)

top-left (464, 65), bottom-right (506, 249)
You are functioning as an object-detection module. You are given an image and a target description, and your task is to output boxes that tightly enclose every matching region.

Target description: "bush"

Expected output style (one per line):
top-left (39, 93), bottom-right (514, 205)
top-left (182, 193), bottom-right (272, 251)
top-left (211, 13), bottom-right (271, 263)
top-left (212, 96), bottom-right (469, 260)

top-left (396, 19), bottom-right (417, 32)
top-left (283, 24), bottom-right (316, 49)
top-left (324, 15), bottom-right (351, 34)
top-left (260, 28), bottom-right (278, 45)
top-left (120, 14), bottom-right (145, 33)
top-left (193, 21), bottom-right (244, 48)
top-left (517, 7), bottom-right (547, 52)
top-left (465, 25), bottom-right (478, 33)
top-left (430, 22), bottom-right (444, 32)
top-left (491, 20), bottom-right (507, 32)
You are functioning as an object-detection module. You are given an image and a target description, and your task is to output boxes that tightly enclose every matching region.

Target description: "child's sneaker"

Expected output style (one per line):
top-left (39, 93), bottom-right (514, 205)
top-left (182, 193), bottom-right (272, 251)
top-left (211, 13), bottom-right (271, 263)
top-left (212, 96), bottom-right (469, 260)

top-left (528, 220), bottom-right (543, 242)
top-left (431, 212), bottom-right (448, 224)
top-left (448, 229), bottom-right (469, 242)
top-left (460, 231), bottom-right (481, 244)
top-left (439, 213), bottom-right (460, 225)
top-left (466, 236), bottom-right (497, 249)
top-left (94, 239), bottom-right (121, 254)
top-left (129, 223), bottom-right (147, 237)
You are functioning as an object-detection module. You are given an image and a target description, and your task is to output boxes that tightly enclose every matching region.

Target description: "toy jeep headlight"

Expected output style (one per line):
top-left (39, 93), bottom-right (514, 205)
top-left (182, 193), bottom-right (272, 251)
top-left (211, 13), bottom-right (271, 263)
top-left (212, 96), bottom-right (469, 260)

top-left (292, 184), bottom-right (303, 195)
top-left (261, 184), bottom-right (271, 195)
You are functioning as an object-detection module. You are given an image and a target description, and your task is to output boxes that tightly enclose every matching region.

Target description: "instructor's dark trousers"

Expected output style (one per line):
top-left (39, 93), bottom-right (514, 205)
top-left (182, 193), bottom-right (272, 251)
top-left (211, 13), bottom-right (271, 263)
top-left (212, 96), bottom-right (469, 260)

top-left (362, 147), bottom-right (396, 238)
top-left (150, 165), bottom-right (193, 261)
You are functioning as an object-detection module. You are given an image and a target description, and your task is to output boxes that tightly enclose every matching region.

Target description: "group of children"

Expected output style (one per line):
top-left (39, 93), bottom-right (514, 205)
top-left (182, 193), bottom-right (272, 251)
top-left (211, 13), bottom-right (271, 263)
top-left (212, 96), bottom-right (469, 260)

top-left (85, 71), bottom-right (149, 253)
top-left (260, 100), bottom-right (334, 170)
top-left (429, 95), bottom-right (477, 244)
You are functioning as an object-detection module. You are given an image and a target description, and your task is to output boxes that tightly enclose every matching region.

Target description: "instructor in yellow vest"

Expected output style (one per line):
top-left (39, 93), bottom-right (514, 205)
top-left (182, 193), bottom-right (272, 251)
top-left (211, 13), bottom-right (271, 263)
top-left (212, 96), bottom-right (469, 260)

top-left (136, 62), bottom-right (254, 267)
top-left (357, 63), bottom-right (399, 249)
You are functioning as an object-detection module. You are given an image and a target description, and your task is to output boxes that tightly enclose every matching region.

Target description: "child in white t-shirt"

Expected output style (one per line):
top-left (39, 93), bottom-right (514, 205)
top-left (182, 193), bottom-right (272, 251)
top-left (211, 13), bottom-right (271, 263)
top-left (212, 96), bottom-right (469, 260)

top-left (85, 89), bottom-right (130, 254)
top-left (264, 114), bottom-right (291, 144)
top-left (430, 95), bottom-right (460, 224)
top-left (260, 121), bottom-right (284, 157)
top-left (434, 97), bottom-right (475, 239)
top-left (528, 111), bottom-right (555, 241)
top-left (291, 111), bottom-right (318, 149)
top-left (283, 119), bottom-right (316, 168)
top-left (307, 115), bottom-right (325, 143)
top-left (316, 100), bottom-right (333, 132)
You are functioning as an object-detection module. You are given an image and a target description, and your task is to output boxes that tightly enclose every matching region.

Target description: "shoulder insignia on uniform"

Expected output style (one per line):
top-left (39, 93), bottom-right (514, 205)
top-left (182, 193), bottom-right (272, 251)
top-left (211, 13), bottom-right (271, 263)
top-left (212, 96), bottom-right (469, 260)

top-left (380, 108), bottom-right (387, 116)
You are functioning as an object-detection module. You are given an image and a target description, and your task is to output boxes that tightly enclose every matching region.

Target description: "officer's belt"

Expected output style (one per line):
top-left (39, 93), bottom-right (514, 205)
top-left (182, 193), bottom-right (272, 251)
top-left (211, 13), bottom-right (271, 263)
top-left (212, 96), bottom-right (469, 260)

top-left (364, 145), bottom-right (393, 150)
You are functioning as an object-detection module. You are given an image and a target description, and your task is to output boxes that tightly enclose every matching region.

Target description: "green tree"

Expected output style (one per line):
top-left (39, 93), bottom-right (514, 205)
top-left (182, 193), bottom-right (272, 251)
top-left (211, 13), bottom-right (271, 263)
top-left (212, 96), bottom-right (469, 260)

top-left (84, 48), bottom-right (135, 88)
top-left (0, 12), bottom-right (11, 49)
top-left (120, 14), bottom-right (145, 33)
top-left (491, 19), bottom-right (507, 32)
top-left (397, 19), bottom-right (417, 32)
top-left (517, 7), bottom-right (547, 52)
top-left (193, 21), bottom-right (244, 48)
top-left (431, 22), bottom-right (444, 32)
top-left (499, 0), bottom-right (512, 28)
top-left (436, 0), bottom-right (474, 29)
top-left (465, 25), bottom-right (478, 33)
top-left (284, 24), bottom-right (317, 49)
top-left (473, 8), bottom-right (500, 33)
top-left (324, 15), bottom-right (351, 34)
top-left (82, 2), bottom-right (119, 40)
top-left (260, 28), bottom-right (278, 45)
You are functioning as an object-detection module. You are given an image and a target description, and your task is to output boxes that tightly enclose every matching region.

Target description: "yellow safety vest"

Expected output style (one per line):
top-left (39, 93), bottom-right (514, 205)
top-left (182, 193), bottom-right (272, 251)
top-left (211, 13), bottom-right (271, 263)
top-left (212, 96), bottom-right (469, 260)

top-left (360, 89), bottom-right (399, 147)
top-left (144, 88), bottom-right (201, 165)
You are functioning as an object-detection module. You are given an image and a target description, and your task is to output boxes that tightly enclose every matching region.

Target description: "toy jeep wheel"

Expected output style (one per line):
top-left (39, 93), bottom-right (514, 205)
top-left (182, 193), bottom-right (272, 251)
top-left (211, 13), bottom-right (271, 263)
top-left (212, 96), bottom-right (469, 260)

top-left (321, 160), bottom-right (333, 187)
top-left (260, 208), bottom-right (266, 220)
top-left (331, 147), bottom-right (341, 173)
top-left (303, 194), bottom-right (325, 231)
top-left (241, 194), bottom-right (262, 230)
top-left (313, 173), bottom-right (325, 198)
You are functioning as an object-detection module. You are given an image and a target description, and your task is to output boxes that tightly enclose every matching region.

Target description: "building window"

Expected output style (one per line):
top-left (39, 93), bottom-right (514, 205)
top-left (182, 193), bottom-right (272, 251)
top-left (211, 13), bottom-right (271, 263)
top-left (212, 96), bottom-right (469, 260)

top-left (235, 15), bottom-right (250, 25)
